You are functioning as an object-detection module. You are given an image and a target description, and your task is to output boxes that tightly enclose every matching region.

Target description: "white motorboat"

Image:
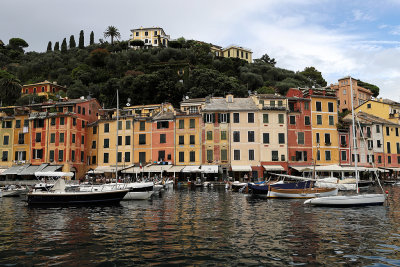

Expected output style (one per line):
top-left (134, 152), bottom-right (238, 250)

top-left (2, 185), bottom-right (28, 197)
top-left (304, 194), bottom-right (385, 207)
top-left (81, 182), bottom-right (154, 200)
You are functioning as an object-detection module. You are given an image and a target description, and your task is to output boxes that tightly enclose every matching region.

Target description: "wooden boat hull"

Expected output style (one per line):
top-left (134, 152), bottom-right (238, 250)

top-left (268, 187), bottom-right (338, 199)
top-left (27, 189), bottom-right (129, 206)
top-left (304, 194), bottom-right (385, 207)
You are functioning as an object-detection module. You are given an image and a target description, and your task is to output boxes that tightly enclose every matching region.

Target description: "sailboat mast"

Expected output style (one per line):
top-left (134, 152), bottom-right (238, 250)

top-left (349, 76), bottom-right (359, 193)
top-left (116, 90), bottom-right (119, 183)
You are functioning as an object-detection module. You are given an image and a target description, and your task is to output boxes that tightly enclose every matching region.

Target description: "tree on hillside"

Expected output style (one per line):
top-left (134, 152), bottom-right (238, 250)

top-left (104, 26), bottom-right (121, 45)
top-left (61, 38), bottom-right (67, 52)
top-left (8, 38), bottom-right (29, 52)
top-left (254, 53), bottom-right (276, 66)
top-left (69, 35), bottom-right (76, 49)
top-left (54, 41), bottom-right (60, 51)
top-left (358, 80), bottom-right (379, 97)
top-left (90, 31), bottom-right (94, 45)
top-left (0, 70), bottom-right (21, 106)
top-left (299, 66), bottom-right (327, 87)
top-left (47, 41), bottom-right (52, 52)
top-left (78, 30), bottom-right (84, 49)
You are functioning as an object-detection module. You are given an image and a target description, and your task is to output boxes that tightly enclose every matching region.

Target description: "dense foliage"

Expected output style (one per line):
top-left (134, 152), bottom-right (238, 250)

top-left (0, 32), bottom-right (350, 109)
top-left (358, 80), bottom-right (380, 97)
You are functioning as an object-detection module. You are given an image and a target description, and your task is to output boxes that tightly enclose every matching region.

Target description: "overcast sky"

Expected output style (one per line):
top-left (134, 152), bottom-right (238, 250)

top-left (1, 0), bottom-right (400, 99)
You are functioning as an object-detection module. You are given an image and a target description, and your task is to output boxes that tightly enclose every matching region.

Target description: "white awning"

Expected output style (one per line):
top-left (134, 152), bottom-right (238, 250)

top-left (92, 166), bottom-right (120, 174)
top-left (262, 165), bottom-right (284, 171)
top-left (35, 171), bottom-right (74, 177)
top-left (340, 166), bottom-right (367, 172)
top-left (0, 168), bottom-right (7, 174)
top-left (122, 166), bottom-right (142, 173)
top-left (167, 166), bottom-right (186, 173)
top-left (200, 165), bottom-right (219, 173)
top-left (182, 166), bottom-right (201, 173)
top-left (314, 165), bottom-right (343, 171)
top-left (290, 166), bottom-right (313, 172)
top-left (382, 167), bottom-right (400, 172)
top-left (143, 165), bottom-right (172, 172)
top-left (231, 165), bottom-right (251, 172)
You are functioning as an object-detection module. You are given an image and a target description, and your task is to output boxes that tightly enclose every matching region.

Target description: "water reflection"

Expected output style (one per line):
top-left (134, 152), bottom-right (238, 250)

top-left (0, 186), bottom-right (400, 265)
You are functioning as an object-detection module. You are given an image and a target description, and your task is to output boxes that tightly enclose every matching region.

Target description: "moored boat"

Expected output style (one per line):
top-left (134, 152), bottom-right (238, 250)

top-left (268, 187), bottom-right (338, 199)
top-left (304, 194), bottom-right (385, 207)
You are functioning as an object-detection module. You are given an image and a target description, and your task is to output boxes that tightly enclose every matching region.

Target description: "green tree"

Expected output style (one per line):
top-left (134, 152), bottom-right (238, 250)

top-left (8, 38), bottom-right (29, 52)
top-left (47, 41), bottom-right (52, 52)
top-left (130, 40), bottom-right (144, 47)
top-left (69, 35), bottom-right (76, 48)
top-left (104, 26), bottom-right (121, 44)
top-left (79, 30), bottom-right (84, 49)
top-left (299, 66), bottom-right (327, 87)
top-left (89, 48), bottom-right (110, 67)
top-left (357, 80), bottom-right (379, 97)
top-left (90, 31), bottom-right (94, 45)
top-left (54, 41), bottom-right (60, 51)
top-left (0, 70), bottom-right (21, 105)
top-left (257, 86), bottom-right (275, 94)
top-left (61, 38), bottom-right (67, 52)
top-left (254, 53), bottom-right (276, 66)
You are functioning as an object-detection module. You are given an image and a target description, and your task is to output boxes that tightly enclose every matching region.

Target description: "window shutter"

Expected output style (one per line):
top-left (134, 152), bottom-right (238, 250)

top-left (203, 114), bottom-right (206, 123)
top-left (15, 152), bottom-right (18, 161)
top-left (212, 113), bottom-right (216, 123)
top-left (227, 113), bottom-right (230, 123)
top-left (218, 113), bottom-right (221, 123)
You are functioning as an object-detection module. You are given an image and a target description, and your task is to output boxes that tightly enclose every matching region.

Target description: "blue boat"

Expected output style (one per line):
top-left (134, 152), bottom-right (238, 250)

top-left (248, 181), bottom-right (311, 196)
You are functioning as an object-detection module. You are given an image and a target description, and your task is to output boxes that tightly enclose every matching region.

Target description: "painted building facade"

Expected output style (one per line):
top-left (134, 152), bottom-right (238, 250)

top-left (130, 27), bottom-right (170, 47)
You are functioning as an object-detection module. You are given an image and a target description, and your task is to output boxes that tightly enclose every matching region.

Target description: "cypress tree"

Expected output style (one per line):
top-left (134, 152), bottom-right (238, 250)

top-left (61, 38), bottom-right (67, 52)
top-left (54, 41), bottom-right (60, 51)
top-left (90, 31), bottom-right (94, 45)
top-left (47, 41), bottom-right (52, 52)
top-left (79, 30), bottom-right (84, 48)
top-left (69, 35), bottom-right (76, 48)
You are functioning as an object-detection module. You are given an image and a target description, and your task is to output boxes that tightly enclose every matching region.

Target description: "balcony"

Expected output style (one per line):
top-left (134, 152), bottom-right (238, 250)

top-left (340, 142), bottom-right (347, 147)
top-left (325, 142), bottom-right (331, 146)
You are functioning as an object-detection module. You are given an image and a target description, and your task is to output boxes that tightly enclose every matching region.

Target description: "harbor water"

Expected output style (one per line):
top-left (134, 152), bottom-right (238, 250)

top-left (1, 186), bottom-right (400, 266)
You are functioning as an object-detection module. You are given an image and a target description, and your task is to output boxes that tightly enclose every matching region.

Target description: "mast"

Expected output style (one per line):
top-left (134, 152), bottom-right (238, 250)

top-left (349, 76), bottom-right (359, 193)
top-left (116, 90), bottom-right (119, 183)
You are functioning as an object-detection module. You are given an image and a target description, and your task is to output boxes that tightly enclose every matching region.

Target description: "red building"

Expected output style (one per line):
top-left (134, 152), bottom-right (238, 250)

top-left (286, 89), bottom-right (313, 173)
top-left (22, 80), bottom-right (67, 98)
top-left (30, 97), bottom-right (101, 179)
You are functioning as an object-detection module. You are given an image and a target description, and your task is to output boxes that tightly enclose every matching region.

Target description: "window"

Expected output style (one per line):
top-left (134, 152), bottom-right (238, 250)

top-left (317, 151), bottom-right (321, 161)
top-left (125, 136), bottom-right (131, 146)
top-left (221, 131), bottom-right (227, 140)
top-left (328, 102), bottom-right (334, 112)
top-left (33, 149), bottom-right (43, 159)
top-left (117, 152), bottom-right (122, 163)
top-left (139, 134), bottom-right (146, 144)
top-left (249, 149), bottom-right (254, 161)
top-left (316, 133), bottom-right (320, 143)
top-left (270, 101), bottom-right (275, 107)
top-left (396, 128), bottom-right (399, 137)
top-left (248, 131), bottom-right (255, 142)
top-left (376, 125), bottom-right (380, 133)
top-left (398, 156), bottom-right (400, 164)
top-left (220, 113), bottom-right (228, 123)
top-left (233, 150), bottom-right (240, 160)
top-left (82, 136), bottom-right (85, 145)
top-left (304, 102), bottom-right (309, 110)
top-left (60, 117), bottom-right (65, 125)
top-left (73, 118), bottom-right (76, 126)
top-left (126, 121), bottom-right (131, 130)
top-left (68, 106), bottom-right (73, 112)
top-left (50, 118), bottom-right (55, 126)
top-left (325, 133), bottom-right (331, 145)
top-left (305, 116), bottom-right (310, 126)
top-left (104, 138), bottom-right (109, 148)
top-left (316, 101), bottom-right (322, 111)
top-left (272, 151), bottom-right (279, 161)
top-left (341, 135), bottom-right (346, 146)
top-left (289, 116), bottom-right (296, 125)
top-left (263, 114), bottom-right (269, 123)
top-left (179, 135), bottom-right (184, 145)
top-left (343, 89), bottom-right (347, 95)
top-left (158, 151), bottom-right (165, 161)
top-left (190, 151), bottom-right (195, 162)
top-left (24, 120), bottom-right (28, 127)
top-left (82, 107), bottom-right (86, 115)
top-left (78, 106), bottom-right (81, 114)
top-left (221, 149), bottom-right (227, 161)
top-left (278, 114), bottom-right (284, 124)
top-left (278, 100), bottom-right (283, 107)
top-left (117, 121), bottom-right (122, 130)
top-left (329, 115), bottom-right (334, 126)
top-left (205, 113), bottom-right (214, 123)
top-left (15, 120), bottom-right (21, 128)
top-left (378, 155), bottom-right (382, 163)
top-left (387, 142), bottom-right (391, 154)
top-left (298, 132), bottom-right (304, 145)
top-left (179, 120), bottom-right (184, 129)
top-left (248, 113), bottom-right (254, 123)
top-left (386, 127), bottom-right (390, 136)
top-left (118, 136), bottom-right (122, 146)
top-left (140, 121), bottom-right (145, 131)
top-left (317, 115), bottom-right (322, 125)
top-left (60, 133), bottom-right (65, 143)
top-left (278, 133), bottom-right (285, 144)
top-left (263, 133), bottom-right (269, 144)
top-left (397, 143), bottom-right (400, 154)
top-left (50, 133), bottom-right (55, 143)
top-left (377, 140), bottom-right (381, 148)
top-left (233, 113), bottom-right (240, 123)
top-left (367, 103), bottom-right (371, 108)
top-left (2, 151), bottom-right (8, 161)
top-left (189, 119), bottom-right (195, 128)
top-left (179, 152), bottom-right (184, 162)
top-left (104, 153), bottom-right (109, 163)
top-left (145, 31), bottom-right (148, 36)
top-left (160, 134), bottom-right (166, 143)
top-left (3, 135), bottom-right (9, 145)
top-left (104, 123), bottom-right (109, 133)
top-left (33, 120), bottom-right (44, 128)
top-left (325, 151), bottom-right (331, 161)
top-left (35, 133), bottom-right (41, 143)
top-left (157, 121), bottom-right (169, 129)
top-left (207, 150), bottom-right (213, 161)
top-left (49, 150), bottom-right (54, 162)
top-left (71, 150), bottom-right (75, 162)
top-left (233, 131), bottom-right (240, 142)
top-left (190, 135), bottom-right (195, 144)
top-left (72, 134), bottom-right (76, 143)
top-left (92, 141), bottom-right (96, 149)
top-left (139, 152), bottom-right (146, 163)
top-left (58, 150), bottom-right (64, 162)
top-left (18, 133), bottom-right (24, 144)
top-left (207, 131), bottom-right (213, 141)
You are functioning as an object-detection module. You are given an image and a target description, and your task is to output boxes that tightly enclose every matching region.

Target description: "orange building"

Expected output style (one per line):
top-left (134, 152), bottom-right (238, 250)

top-left (151, 110), bottom-right (175, 164)
top-left (21, 80), bottom-right (67, 99)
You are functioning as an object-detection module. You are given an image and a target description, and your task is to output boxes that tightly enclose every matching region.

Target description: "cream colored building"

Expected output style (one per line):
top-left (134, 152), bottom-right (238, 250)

top-left (130, 26), bottom-right (170, 47)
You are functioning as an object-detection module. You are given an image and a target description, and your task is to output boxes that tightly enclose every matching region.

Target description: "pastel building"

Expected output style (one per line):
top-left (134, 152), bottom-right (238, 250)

top-left (21, 80), bottom-right (67, 99)
top-left (0, 110), bottom-right (15, 167)
top-left (130, 26), bottom-right (170, 47)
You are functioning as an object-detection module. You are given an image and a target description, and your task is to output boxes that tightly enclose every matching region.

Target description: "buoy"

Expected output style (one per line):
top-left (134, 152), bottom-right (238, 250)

top-left (385, 190), bottom-right (389, 194)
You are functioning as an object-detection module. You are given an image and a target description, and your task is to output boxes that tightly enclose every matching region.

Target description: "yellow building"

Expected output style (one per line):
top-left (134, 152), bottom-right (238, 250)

top-left (222, 45), bottom-right (252, 63)
top-left (0, 110), bottom-right (15, 167)
top-left (12, 111), bottom-right (30, 165)
top-left (305, 88), bottom-right (339, 165)
top-left (86, 123), bottom-right (99, 172)
top-left (130, 26), bottom-right (170, 47)
top-left (21, 80), bottom-right (67, 99)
